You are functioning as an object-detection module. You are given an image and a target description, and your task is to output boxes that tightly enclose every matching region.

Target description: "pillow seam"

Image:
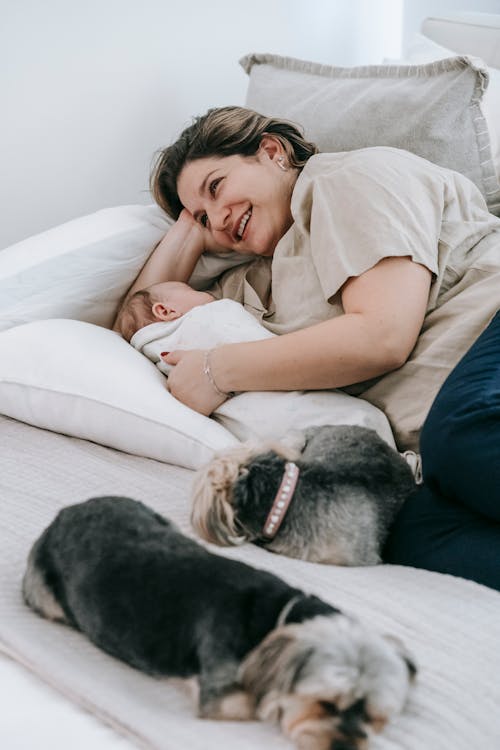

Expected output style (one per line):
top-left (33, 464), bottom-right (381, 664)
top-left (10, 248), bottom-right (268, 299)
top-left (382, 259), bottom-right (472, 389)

top-left (241, 52), bottom-right (480, 79)
top-left (0, 381), bottom-right (222, 449)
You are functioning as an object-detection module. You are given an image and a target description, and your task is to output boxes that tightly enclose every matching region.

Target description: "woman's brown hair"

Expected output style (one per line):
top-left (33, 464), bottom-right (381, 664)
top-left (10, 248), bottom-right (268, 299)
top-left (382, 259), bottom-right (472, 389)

top-left (150, 106), bottom-right (318, 219)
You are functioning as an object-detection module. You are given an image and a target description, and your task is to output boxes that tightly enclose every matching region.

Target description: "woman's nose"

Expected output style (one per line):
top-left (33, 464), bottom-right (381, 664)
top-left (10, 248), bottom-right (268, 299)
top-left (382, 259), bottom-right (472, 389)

top-left (209, 204), bottom-right (230, 233)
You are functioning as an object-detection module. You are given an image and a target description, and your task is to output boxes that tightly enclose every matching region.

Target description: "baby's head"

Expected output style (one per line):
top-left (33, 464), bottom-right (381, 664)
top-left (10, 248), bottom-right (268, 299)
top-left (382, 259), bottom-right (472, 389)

top-left (117, 281), bottom-right (214, 341)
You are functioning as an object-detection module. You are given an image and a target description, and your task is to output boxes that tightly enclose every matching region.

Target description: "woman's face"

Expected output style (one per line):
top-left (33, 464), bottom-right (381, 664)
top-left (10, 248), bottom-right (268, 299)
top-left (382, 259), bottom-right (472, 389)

top-left (176, 138), bottom-right (297, 256)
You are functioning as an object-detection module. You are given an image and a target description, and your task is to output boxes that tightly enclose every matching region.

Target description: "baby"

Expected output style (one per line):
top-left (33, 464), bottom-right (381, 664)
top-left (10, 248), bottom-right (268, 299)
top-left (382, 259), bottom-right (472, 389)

top-left (117, 281), bottom-right (215, 342)
top-left (117, 252), bottom-right (274, 344)
top-left (116, 275), bottom-right (398, 451)
top-left (117, 278), bottom-right (276, 379)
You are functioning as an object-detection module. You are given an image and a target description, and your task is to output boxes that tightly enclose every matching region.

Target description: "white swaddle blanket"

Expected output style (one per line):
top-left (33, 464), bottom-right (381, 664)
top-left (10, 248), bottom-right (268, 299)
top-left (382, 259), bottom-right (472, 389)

top-left (131, 299), bottom-right (396, 446)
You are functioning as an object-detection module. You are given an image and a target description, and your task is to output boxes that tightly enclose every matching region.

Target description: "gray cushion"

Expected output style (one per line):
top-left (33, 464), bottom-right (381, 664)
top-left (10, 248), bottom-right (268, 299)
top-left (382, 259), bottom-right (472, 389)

top-left (241, 54), bottom-right (500, 215)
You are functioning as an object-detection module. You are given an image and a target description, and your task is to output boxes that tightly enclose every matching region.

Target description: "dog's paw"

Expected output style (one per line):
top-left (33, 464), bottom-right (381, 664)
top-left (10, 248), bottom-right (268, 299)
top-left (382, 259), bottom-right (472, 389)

top-left (198, 688), bottom-right (256, 721)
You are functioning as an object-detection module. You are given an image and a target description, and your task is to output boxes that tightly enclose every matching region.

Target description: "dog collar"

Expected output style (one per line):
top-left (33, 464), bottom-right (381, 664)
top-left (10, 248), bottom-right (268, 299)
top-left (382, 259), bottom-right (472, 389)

top-left (276, 595), bottom-right (302, 627)
top-left (262, 461), bottom-right (299, 539)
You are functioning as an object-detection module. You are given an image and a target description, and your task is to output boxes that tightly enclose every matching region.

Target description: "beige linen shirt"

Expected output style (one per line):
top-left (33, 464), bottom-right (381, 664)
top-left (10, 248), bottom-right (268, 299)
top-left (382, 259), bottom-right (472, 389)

top-left (230, 147), bottom-right (500, 450)
top-left (207, 256), bottom-right (272, 319)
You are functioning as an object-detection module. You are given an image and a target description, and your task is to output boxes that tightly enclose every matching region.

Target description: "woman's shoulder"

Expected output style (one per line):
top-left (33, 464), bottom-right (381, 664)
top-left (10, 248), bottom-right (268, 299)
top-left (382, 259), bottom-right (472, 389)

top-left (301, 146), bottom-right (436, 179)
top-left (292, 147), bottom-right (448, 212)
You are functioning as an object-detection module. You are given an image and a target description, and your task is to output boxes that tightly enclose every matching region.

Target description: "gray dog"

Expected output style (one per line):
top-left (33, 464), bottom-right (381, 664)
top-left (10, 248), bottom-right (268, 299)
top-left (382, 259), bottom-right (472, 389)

top-left (23, 496), bottom-right (416, 750)
top-left (192, 424), bottom-right (417, 565)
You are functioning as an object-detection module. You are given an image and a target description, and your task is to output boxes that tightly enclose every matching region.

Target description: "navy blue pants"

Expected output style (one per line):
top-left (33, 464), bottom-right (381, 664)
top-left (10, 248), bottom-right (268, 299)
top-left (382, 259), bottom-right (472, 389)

top-left (383, 310), bottom-right (500, 590)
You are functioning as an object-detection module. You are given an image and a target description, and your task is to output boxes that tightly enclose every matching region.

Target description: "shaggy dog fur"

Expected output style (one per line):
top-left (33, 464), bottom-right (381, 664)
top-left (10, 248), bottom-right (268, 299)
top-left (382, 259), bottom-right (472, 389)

top-left (192, 425), bottom-right (417, 565)
top-left (23, 496), bottom-right (416, 750)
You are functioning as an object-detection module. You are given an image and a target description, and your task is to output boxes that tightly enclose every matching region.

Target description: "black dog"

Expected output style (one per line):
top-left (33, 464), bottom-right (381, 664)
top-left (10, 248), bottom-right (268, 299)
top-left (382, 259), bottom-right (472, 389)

top-left (192, 425), bottom-right (417, 565)
top-left (23, 496), bottom-right (416, 749)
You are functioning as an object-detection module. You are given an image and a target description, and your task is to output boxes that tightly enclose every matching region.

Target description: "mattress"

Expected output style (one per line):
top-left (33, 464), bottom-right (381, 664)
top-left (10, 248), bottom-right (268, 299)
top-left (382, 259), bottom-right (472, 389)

top-left (1, 414), bottom-right (500, 750)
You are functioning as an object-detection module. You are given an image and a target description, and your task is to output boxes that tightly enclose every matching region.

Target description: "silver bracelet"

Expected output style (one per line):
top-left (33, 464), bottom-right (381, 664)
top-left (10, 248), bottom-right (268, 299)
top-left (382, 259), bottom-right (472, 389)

top-left (203, 350), bottom-right (234, 399)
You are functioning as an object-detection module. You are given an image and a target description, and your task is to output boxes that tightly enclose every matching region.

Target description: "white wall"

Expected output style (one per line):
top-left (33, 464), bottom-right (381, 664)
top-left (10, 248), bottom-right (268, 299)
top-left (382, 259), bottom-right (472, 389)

top-left (2, 0), bottom-right (498, 249)
top-left (1, 0), bottom-right (403, 249)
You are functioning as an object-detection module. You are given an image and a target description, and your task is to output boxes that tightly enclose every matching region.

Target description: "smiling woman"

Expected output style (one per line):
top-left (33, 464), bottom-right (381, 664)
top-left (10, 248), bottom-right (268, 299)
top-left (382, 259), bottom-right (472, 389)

top-left (112, 103), bottom-right (500, 592)
top-left (176, 146), bottom-right (295, 256)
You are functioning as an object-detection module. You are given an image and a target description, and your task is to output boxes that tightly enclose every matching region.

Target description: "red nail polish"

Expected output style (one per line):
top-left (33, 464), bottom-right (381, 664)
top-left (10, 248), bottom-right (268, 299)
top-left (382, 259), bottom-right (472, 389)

top-left (160, 352), bottom-right (169, 357)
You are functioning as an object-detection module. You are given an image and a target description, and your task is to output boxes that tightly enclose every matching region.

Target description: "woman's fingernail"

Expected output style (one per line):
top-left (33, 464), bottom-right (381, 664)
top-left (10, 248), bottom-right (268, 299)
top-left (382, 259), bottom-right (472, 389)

top-left (160, 351), bottom-right (169, 357)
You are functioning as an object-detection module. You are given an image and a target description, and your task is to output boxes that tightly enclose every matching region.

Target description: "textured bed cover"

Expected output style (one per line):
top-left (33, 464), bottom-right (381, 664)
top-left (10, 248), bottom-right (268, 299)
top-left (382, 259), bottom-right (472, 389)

top-left (1, 414), bottom-right (500, 750)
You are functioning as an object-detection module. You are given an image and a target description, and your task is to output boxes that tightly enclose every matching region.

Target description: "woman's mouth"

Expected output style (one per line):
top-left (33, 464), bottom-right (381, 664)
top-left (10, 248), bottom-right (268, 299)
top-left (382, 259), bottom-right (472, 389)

top-left (236, 208), bottom-right (252, 240)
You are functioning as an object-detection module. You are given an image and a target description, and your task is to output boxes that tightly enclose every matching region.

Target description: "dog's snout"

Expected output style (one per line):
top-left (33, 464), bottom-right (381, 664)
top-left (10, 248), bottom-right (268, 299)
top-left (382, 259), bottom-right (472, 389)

top-left (330, 739), bottom-right (366, 750)
top-left (319, 700), bottom-right (340, 717)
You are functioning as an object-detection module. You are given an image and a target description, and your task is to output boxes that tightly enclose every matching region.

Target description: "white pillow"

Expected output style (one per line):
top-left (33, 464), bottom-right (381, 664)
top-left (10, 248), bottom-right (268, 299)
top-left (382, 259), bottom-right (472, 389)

top-left (396, 33), bottom-right (500, 187)
top-left (0, 204), bottom-right (170, 332)
top-left (0, 319), bottom-right (239, 469)
top-left (216, 390), bottom-right (395, 447)
top-left (0, 318), bottom-right (396, 469)
top-left (0, 203), bottom-right (254, 334)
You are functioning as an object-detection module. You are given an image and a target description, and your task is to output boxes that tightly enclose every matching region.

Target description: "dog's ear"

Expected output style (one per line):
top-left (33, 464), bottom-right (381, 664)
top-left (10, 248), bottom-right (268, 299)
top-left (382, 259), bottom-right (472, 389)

top-left (239, 630), bottom-right (296, 704)
top-left (191, 444), bottom-right (261, 546)
top-left (382, 635), bottom-right (418, 681)
top-left (239, 627), bottom-right (316, 719)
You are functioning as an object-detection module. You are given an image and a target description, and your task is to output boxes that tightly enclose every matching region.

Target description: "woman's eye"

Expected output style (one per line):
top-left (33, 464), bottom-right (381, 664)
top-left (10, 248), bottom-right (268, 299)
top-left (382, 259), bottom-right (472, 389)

top-left (209, 178), bottom-right (222, 196)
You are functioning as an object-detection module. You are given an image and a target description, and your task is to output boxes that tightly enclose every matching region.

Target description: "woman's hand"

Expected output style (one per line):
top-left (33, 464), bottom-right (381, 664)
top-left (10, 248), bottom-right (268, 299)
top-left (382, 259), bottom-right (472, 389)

top-left (162, 349), bottom-right (229, 415)
top-left (177, 208), bottom-right (230, 254)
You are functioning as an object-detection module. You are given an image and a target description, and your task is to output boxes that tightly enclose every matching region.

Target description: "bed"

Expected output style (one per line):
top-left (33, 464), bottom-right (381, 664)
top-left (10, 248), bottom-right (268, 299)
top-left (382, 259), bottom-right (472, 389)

top-left (1, 13), bottom-right (500, 750)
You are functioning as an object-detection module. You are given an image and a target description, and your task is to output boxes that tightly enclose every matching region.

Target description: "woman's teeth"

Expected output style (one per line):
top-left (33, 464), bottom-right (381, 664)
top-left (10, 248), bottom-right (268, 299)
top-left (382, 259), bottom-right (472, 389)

top-left (237, 208), bottom-right (252, 239)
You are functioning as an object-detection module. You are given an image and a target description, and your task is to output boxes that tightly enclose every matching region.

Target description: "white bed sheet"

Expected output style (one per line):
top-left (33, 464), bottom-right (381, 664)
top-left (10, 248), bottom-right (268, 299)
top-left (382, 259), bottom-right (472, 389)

top-left (1, 413), bottom-right (500, 750)
top-left (0, 653), bottom-right (134, 750)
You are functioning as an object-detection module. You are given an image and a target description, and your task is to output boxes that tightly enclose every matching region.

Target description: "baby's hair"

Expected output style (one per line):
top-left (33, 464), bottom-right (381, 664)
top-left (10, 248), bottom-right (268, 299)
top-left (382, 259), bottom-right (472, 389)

top-left (117, 289), bottom-right (156, 342)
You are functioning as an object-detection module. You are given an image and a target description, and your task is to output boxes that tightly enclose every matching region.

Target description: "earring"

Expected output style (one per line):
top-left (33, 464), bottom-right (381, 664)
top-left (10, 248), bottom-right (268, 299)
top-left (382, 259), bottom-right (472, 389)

top-left (277, 156), bottom-right (288, 171)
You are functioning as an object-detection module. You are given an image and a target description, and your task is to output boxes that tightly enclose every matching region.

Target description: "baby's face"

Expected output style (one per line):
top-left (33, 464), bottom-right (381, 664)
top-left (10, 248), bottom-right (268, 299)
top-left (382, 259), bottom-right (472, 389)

top-left (150, 282), bottom-right (213, 320)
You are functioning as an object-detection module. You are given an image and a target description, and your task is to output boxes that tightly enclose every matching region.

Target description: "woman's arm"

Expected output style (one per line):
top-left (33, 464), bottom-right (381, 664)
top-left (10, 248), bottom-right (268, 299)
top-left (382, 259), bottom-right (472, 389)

top-left (163, 257), bottom-right (432, 414)
top-left (131, 210), bottom-right (206, 289)
top-left (113, 209), bottom-right (216, 330)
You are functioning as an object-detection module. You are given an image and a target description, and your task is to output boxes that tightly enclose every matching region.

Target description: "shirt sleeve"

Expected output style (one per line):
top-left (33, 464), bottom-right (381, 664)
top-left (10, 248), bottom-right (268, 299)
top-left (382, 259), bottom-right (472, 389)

top-left (300, 148), bottom-right (445, 301)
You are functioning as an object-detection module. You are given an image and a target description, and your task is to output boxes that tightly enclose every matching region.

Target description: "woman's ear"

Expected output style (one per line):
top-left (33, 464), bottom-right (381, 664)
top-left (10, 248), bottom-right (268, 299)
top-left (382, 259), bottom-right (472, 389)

top-left (151, 302), bottom-right (182, 322)
top-left (258, 134), bottom-right (284, 162)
